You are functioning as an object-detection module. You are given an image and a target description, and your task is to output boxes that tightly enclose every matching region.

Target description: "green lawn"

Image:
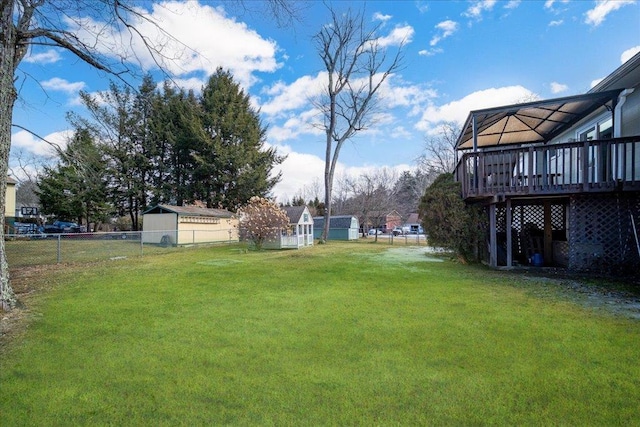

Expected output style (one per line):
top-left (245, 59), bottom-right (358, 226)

top-left (1, 242), bottom-right (639, 425)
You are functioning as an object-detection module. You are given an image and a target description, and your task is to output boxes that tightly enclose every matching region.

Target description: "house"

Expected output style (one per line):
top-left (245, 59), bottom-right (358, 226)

top-left (264, 205), bottom-right (314, 249)
top-left (142, 204), bottom-right (238, 245)
top-left (454, 52), bottom-right (640, 273)
top-left (313, 215), bottom-right (359, 240)
top-left (4, 177), bottom-right (16, 232)
top-left (385, 210), bottom-right (402, 231)
top-left (404, 213), bottom-right (423, 234)
top-left (360, 210), bottom-right (401, 234)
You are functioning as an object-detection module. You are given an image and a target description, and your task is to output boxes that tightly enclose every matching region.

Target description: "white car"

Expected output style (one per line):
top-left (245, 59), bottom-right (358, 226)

top-left (368, 229), bottom-right (382, 235)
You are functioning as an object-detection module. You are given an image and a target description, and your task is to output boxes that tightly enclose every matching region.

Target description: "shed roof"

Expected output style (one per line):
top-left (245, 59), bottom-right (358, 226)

top-left (313, 215), bottom-right (357, 228)
top-left (6, 176), bottom-right (17, 185)
top-left (142, 204), bottom-right (235, 218)
top-left (455, 89), bottom-right (622, 150)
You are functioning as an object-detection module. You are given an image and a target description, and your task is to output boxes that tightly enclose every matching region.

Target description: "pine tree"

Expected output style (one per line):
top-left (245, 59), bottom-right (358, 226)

top-left (196, 68), bottom-right (284, 210)
top-left (38, 128), bottom-right (110, 227)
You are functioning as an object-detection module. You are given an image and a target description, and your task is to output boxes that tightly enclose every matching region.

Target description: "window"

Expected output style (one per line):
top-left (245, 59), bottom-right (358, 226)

top-left (577, 114), bottom-right (612, 141)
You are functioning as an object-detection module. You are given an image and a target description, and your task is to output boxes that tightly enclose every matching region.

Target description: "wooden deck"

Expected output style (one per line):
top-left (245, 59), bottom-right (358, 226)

top-left (455, 136), bottom-right (640, 201)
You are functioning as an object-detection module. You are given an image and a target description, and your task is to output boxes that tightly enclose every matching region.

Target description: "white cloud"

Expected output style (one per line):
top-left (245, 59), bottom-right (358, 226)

top-left (260, 72), bottom-right (326, 117)
top-left (389, 126), bottom-right (412, 139)
top-left (270, 143), bottom-right (414, 203)
top-left (418, 48), bottom-right (443, 57)
top-left (377, 78), bottom-right (438, 114)
top-left (170, 77), bottom-right (206, 92)
top-left (504, 0), bottom-right (521, 9)
top-left (544, 0), bottom-right (569, 10)
top-left (270, 148), bottom-right (326, 202)
top-left (11, 129), bottom-right (72, 158)
top-left (378, 25), bottom-right (414, 47)
top-left (549, 19), bottom-right (564, 26)
top-left (463, 0), bottom-right (497, 19)
top-left (585, 0), bottom-right (636, 27)
top-left (24, 49), bottom-right (62, 64)
top-left (66, 0), bottom-right (280, 89)
top-left (550, 82), bottom-right (568, 94)
top-left (430, 20), bottom-right (458, 47)
top-left (373, 12), bottom-right (392, 22)
top-left (416, 2), bottom-right (429, 14)
top-left (621, 46), bottom-right (640, 63)
top-left (415, 86), bottom-right (539, 133)
top-left (41, 78), bottom-right (86, 94)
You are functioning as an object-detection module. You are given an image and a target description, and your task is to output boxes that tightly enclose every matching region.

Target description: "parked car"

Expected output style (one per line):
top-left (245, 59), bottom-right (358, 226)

top-left (392, 227), bottom-right (404, 236)
top-left (409, 225), bottom-right (424, 234)
top-left (43, 220), bottom-right (86, 234)
top-left (368, 228), bottom-right (382, 235)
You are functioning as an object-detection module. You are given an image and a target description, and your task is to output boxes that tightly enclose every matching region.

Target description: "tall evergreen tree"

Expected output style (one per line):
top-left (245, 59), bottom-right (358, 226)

top-left (38, 128), bottom-right (110, 227)
top-left (196, 68), bottom-right (283, 210)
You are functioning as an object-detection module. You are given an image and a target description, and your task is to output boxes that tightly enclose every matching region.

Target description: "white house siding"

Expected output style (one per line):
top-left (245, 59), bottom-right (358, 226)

top-left (142, 213), bottom-right (178, 244)
top-left (621, 90), bottom-right (640, 180)
top-left (621, 89), bottom-right (640, 137)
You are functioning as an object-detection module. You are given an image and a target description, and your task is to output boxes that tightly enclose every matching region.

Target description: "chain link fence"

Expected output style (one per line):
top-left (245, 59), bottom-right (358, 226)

top-left (5, 229), bottom-right (238, 268)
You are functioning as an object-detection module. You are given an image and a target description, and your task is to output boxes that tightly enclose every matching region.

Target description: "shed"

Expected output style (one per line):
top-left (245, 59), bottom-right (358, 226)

top-left (265, 206), bottom-right (315, 249)
top-left (142, 204), bottom-right (238, 245)
top-left (313, 215), bottom-right (359, 240)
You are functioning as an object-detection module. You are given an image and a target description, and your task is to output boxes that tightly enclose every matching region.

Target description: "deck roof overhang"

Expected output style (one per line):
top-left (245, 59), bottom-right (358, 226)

top-left (455, 89), bottom-right (623, 151)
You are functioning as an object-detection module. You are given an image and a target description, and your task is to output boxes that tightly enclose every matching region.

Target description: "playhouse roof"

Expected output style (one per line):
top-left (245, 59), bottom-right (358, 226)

top-left (282, 206), bottom-right (309, 223)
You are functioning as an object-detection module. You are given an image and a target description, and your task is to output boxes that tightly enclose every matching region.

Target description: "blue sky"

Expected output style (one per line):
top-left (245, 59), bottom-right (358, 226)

top-left (10, 0), bottom-right (640, 202)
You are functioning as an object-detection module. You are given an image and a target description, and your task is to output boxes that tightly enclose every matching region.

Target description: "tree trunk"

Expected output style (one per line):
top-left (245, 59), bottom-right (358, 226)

top-left (0, 0), bottom-right (21, 310)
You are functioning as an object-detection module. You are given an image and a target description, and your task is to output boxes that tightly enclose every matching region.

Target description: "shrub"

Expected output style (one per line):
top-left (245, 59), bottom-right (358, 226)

top-left (418, 173), bottom-right (484, 262)
top-left (238, 197), bottom-right (289, 250)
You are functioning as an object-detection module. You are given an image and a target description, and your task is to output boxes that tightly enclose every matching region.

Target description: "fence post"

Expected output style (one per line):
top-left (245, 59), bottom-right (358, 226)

top-left (140, 231), bottom-right (144, 257)
top-left (57, 235), bottom-right (61, 263)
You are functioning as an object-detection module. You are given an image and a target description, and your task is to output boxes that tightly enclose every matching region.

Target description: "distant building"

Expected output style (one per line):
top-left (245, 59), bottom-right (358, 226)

top-left (265, 205), bottom-right (314, 249)
top-left (142, 204), bottom-right (238, 245)
top-left (313, 215), bottom-right (359, 240)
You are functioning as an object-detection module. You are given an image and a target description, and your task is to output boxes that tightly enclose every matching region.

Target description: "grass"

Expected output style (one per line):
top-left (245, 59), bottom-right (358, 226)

top-left (1, 242), bottom-right (639, 425)
top-left (4, 237), bottom-right (189, 267)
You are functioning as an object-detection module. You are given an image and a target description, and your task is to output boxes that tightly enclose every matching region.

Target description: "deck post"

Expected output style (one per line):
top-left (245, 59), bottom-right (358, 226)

top-left (489, 204), bottom-right (497, 267)
top-left (543, 201), bottom-right (553, 266)
top-left (527, 146), bottom-right (534, 193)
top-left (506, 199), bottom-right (512, 267)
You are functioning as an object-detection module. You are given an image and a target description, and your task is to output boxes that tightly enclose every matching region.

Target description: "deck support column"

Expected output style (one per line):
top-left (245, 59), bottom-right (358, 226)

top-left (506, 199), bottom-right (512, 267)
top-left (489, 204), bottom-right (497, 267)
top-left (543, 200), bottom-right (553, 266)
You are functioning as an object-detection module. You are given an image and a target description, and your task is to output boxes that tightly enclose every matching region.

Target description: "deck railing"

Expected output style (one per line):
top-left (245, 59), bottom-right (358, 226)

top-left (455, 136), bottom-right (640, 200)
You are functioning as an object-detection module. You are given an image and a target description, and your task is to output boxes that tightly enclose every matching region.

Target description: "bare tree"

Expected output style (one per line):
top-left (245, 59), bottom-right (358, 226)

top-left (9, 149), bottom-right (47, 209)
top-left (313, 5), bottom-right (404, 242)
top-left (0, 0), bottom-right (300, 310)
top-left (418, 121), bottom-right (460, 176)
top-left (343, 168), bottom-right (397, 241)
top-left (0, 0), bottom-right (184, 310)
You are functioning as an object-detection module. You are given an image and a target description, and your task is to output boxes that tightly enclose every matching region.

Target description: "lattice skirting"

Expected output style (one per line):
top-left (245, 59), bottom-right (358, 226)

top-left (482, 201), bottom-right (567, 266)
top-left (568, 193), bottom-right (640, 273)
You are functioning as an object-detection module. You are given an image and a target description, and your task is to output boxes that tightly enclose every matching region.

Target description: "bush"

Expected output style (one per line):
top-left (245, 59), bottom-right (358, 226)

top-left (238, 197), bottom-right (289, 250)
top-left (418, 173), bottom-right (484, 262)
